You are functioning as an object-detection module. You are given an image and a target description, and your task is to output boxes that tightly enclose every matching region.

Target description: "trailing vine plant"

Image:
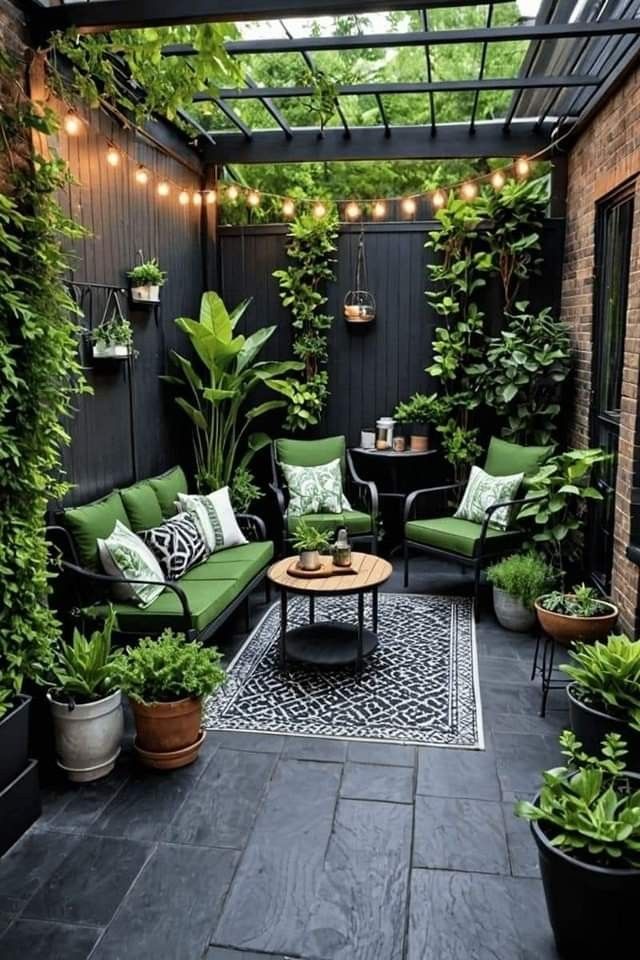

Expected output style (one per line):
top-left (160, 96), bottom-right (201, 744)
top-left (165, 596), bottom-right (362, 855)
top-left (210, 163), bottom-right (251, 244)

top-left (272, 213), bottom-right (339, 431)
top-left (0, 51), bottom-right (87, 716)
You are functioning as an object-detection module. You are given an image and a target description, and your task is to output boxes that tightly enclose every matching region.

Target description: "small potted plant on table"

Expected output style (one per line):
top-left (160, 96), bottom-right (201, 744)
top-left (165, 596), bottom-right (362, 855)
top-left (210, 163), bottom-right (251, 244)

top-left (516, 730), bottom-right (640, 958)
top-left (91, 312), bottom-right (135, 359)
top-left (46, 609), bottom-right (124, 782)
top-left (127, 257), bottom-right (166, 303)
top-left (394, 393), bottom-right (440, 452)
top-left (561, 633), bottom-right (640, 771)
top-left (114, 630), bottom-right (225, 770)
top-left (535, 584), bottom-right (618, 646)
top-left (292, 519), bottom-right (332, 572)
top-left (487, 551), bottom-right (555, 632)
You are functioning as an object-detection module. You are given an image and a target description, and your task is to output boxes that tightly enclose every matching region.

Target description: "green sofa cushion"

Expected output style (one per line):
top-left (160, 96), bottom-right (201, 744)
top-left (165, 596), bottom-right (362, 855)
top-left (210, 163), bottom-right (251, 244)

top-left (287, 510), bottom-right (372, 536)
top-left (276, 436), bottom-right (346, 474)
top-left (120, 480), bottom-right (163, 531)
top-left (64, 491), bottom-right (130, 570)
top-left (484, 437), bottom-right (552, 479)
top-left (148, 465), bottom-right (188, 519)
top-left (181, 542), bottom-right (274, 591)
top-left (85, 578), bottom-right (238, 634)
top-left (405, 516), bottom-right (524, 559)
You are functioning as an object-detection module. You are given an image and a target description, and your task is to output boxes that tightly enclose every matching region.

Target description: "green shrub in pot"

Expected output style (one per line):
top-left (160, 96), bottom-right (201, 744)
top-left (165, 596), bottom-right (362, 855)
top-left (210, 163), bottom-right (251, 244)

top-left (515, 730), bottom-right (640, 957)
top-left (535, 583), bottom-right (619, 646)
top-left (114, 630), bottom-right (225, 770)
top-left (292, 519), bottom-right (332, 572)
top-left (561, 634), bottom-right (640, 770)
top-left (128, 257), bottom-right (166, 302)
top-left (486, 551), bottom-right (555, 632)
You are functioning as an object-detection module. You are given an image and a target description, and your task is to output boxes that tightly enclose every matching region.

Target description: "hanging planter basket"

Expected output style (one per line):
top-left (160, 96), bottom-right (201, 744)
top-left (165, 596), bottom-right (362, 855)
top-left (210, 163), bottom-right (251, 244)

top-left (90, 289), bottom-right (134, 361)
top-left (344, 229), bottom-right (376, 324)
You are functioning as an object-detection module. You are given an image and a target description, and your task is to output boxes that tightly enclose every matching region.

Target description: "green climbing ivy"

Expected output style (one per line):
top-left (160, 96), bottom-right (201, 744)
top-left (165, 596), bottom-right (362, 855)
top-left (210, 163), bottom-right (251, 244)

top-left (272, 214), bottom-right (339, 431)
top-left (0, 52), bottom-right (87, 717)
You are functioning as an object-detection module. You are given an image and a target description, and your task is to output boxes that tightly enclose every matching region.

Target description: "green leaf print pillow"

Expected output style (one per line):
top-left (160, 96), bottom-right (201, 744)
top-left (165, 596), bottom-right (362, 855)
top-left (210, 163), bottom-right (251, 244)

top-left (281, 458), bottom-right (351, 516)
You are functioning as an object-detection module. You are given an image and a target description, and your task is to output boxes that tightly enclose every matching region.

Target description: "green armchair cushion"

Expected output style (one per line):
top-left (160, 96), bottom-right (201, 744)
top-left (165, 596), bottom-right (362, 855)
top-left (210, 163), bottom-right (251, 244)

top-left (64, 491), bottom-right (131, 570)
top-left (287, 510), bottom-right (372, 537)
top-left (405, 516), bottom-right (524, 558)
top-left (484, 437), bottom-right (552, 479)
top-left (276, 436), bottom-right (346, 474)
top-left (119, 480), bottom-right (163, 531)
top-left (148, 465), bottom-right (188, 519)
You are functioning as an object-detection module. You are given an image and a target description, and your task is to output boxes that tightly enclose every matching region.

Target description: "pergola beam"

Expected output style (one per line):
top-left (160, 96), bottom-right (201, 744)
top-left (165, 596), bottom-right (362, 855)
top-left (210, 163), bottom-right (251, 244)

top-left (193, 76), bottom-right (600, 102)
top-left (39, 0), bottom-right (512, 34)
top-left (200, 122), bottom-right (556, 164)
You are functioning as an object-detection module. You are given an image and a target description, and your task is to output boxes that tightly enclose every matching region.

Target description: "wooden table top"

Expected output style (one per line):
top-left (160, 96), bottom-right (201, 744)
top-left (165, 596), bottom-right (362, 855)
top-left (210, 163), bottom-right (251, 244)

top-left (268, 552), bottom-right (392, 595)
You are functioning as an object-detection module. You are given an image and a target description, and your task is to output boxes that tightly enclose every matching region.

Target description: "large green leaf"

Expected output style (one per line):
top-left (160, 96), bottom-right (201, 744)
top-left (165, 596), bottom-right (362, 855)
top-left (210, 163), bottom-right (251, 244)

top-left (236, 325), bottom-right (276, 373)
top-left (245, 399), bottom-right (286, 420)
top-left (229, 297), bottom-right (252, 330)
top-left (170, 351), bottom-right (202, 390)
top-left (175, 397), bottom-right (207, 431)
top-left (199, 291), bottom-right (232, 342)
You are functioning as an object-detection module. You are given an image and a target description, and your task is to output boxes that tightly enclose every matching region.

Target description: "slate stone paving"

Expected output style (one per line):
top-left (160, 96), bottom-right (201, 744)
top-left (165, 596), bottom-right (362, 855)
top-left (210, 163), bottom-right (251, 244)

top-left (0, 558), bottom-right (568, 959)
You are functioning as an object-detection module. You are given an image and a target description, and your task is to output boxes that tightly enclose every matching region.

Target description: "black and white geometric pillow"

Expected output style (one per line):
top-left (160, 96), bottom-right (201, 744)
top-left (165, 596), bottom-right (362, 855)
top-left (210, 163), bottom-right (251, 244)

top-left (140, 513), bottom-right (208, 580)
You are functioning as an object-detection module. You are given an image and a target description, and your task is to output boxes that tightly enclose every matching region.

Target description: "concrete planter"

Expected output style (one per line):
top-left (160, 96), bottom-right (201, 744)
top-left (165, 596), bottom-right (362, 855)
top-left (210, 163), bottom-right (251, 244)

top-left (492, 587), bottom-right (536, 633)
top-left (48, 689), bottom-right (124, 782)
top-left (92, 342), bottom-right (131, 359)
top-left (131, 283), bottom-right (160, 303)
top-left (299, 550), bottom-right (321, 571)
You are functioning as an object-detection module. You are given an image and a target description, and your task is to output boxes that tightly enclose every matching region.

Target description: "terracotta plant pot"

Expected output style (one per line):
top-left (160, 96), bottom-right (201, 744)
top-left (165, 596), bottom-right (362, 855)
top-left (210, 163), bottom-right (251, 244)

top-left (534, 595), bottom-right (619, 646)
top-left (131, 696), bottom-right (204, 770)
top-left (410, 435), bottom-right (428, 452)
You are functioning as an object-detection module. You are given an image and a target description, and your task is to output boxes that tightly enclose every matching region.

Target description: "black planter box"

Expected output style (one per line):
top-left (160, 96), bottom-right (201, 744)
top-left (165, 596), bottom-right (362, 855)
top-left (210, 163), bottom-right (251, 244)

top-left (0, 694), bottom-right (31, 792)
top-left (0, 760), bottom-right (41, 857)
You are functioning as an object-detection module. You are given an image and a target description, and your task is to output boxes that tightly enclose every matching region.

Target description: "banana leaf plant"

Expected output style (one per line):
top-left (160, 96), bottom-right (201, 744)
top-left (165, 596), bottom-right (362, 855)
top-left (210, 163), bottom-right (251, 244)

top-left (163, 292), bottom-right (303, 492)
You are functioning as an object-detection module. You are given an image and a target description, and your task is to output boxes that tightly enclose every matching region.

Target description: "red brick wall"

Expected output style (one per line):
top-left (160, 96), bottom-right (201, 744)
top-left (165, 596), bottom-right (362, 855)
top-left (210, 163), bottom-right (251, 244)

top-left (562, 62), bottom-right (640, 633)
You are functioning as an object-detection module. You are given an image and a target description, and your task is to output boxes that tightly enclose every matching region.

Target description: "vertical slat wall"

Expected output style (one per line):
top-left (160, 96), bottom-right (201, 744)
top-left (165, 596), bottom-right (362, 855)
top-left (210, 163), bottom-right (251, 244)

top-left (54, 103), bottom-right (206, 506)
top-left (218, 220), bottom-right (565, 445)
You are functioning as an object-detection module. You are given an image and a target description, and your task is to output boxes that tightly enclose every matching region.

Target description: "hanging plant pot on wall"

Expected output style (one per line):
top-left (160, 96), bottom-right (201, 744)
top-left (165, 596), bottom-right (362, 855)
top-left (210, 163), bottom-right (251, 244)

top-left (90, 289), bottom-right (135, 361)
top-left (344, 228), bottom-right (376, 324)
top-left (127, 253), bottom-right (166, 305)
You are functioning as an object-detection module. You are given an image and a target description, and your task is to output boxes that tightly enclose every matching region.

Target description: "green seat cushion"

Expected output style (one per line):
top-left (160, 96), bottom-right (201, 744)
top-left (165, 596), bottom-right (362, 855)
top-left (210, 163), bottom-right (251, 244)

top-left (64, 491), bottom-right (130, 570)
top-left (484, 437), bottom-right (552, 479)
top-left (276, 436), bottom-right (346, 474)
top-left (119, 480), bottom-right (163, 531)
top-left (85, 578), bottom-right (238, 634)
top-left (405, 516), bottom-right (524, 558)
top-left (181, 542), bottom-right (274, 591)
top-left (287, 510), bottom-right (372, 536)
top-left (148, 466), bottom-right (188, 519)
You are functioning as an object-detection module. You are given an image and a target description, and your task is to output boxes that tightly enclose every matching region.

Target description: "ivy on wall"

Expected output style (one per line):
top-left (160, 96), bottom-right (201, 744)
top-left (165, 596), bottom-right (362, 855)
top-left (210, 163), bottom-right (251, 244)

top-left (272, 214), bottom-right (339, 432)
top-left (0, 51), bottom-right (86, 714)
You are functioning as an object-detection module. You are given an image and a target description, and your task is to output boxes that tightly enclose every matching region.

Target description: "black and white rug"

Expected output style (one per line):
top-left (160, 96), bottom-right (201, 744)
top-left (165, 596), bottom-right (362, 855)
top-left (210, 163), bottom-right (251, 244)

top-left (204, 593), bottom-right (484, 749)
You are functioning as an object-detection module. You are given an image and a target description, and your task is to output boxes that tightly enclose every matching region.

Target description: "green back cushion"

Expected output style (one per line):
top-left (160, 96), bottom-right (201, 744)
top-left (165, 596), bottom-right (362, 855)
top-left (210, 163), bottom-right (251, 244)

top-left (120, 480), bottom-right (163, 532)
top-left (64, 491), bottom-right (130, 570)
top-left (276, 436), bottom-right (346, 474)
top-left (483, 437), bottom-right (552, 479)
top-left (148, 465), bottom-right (188, 518)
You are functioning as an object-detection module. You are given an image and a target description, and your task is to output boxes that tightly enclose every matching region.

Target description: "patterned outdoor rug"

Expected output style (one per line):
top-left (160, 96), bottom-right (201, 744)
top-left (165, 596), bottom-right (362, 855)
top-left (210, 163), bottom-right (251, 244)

top-left (204, 593), bottom-right (484, 748)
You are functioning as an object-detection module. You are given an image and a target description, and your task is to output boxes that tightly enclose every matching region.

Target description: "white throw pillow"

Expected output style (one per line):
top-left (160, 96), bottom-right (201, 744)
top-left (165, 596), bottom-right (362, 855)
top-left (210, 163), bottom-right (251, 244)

top-left (176, 486), bottom-right (248, 554)
top-left (98, 520), bottom-right (165, 607)
top-left (281, 458), bottom-right (352, 516)
top-left (454, 465), bottom-right (523, 531)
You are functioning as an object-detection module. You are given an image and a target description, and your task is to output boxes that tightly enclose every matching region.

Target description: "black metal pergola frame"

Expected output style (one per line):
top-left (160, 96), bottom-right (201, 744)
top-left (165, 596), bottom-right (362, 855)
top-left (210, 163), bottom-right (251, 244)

top-left (29, 0), bottom-right (640, 165)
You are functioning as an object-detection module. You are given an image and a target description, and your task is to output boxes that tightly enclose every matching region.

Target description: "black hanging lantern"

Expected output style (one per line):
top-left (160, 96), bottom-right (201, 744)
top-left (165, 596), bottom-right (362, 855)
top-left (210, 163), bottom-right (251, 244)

top-left (344, 228), bottom-right (376, 324)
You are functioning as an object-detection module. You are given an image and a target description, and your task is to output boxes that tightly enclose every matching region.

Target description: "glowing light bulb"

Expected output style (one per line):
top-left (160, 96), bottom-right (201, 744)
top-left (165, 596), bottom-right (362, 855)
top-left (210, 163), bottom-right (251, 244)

top-left (179, 190), bottom-right (190, 206)
top-left (432, 190), bottom-right (446, 210)
top-left (206, 190), bottom-right (216, 205)
top-left (491, 170), bottom-right (506, 190)
top-left (64, 110), bottom-right (81, 136)
top-left (460, 181), bottom-right (478, 200)
top-left (247, 190), bottom-right (260, 207)
top-left (402, 196), bottom-right (417, 216)
top-left (226, 184), bottom-right (239, 201)
top-left (106, 145), bottom-right (120, 167)
top-left (515, 157), bottom-right (530, 178)
top-left (157, 180), bottom-right (170, 197)
top-left (345, 201), bottom-right (361, 220)
top-left (135, 165), bottom-right (149, 185)
top-left (282, 199), bottom-right (295, 218)
top-left (372, 201), bottom-right (386, 219)
top-left (313, 201), bottom-right (327, 219)
top-left (193, 192), bottom-right (202, 206)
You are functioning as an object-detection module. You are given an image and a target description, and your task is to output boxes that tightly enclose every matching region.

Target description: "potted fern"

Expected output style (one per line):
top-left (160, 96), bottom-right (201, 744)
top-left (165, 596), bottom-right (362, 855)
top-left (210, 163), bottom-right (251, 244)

top-left (292, 519), bottom-right (332, 572)
top-left (486, 551), bottom-right (555, 632)
top-left (46, 609), bottom-right (124, 782)
top-left (128, 257), bottom-right (166, 303)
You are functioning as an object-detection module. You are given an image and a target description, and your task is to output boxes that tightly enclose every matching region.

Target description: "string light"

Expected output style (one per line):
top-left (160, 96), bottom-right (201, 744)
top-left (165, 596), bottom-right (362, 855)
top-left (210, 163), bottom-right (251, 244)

top-left (206, 190), bottom-right (217, 204)
top-left (157, 180), bottom-right (170, 197)
top-left (313, 201), bottom-right (327, 219)
top-left (227, 184), bottom-right (239, 201)
top-left (179, 190), bottom-right (190, 206)
top-left (515, 157), bottom-right (530, 179)
top-left (63, 110), bottom-right (81, 136)
top-left (283, 199), bottom-right (295, 218)
top-left (461, 181), bottom-right (478, 200)
top-left (106, 144), bottom-right (120, 167)
top-left (432, 190), bottom-right (446, 210)
top-left (193, 192), bottom-right (202, 206)
top-left (490, 170), bottom-right (505, 190)
top-left (372, 201), bottom-right (386, 218)
top-left (345, 201), bottom-right (361, 220)
top-left (402, 196), bottom-right (417, 216)
top-left (247, 190), bottom-right (261, 208)
top-left (135, 165), bottom-right (149, 185)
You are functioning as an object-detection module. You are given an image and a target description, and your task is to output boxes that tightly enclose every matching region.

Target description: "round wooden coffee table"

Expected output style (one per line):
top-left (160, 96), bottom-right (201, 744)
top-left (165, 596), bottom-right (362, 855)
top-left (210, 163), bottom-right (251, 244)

top-left (267, 552), bottom-right (392, 672)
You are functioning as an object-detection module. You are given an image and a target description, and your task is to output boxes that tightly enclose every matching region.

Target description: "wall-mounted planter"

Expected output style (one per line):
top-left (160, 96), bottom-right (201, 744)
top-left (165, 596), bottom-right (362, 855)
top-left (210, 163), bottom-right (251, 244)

top-left (0, 694), bottom-right (31, 792)
top-left (130, 284), bottom-right (160, 304)
top-left (0, 760), bottom-right (41, 857)
top-left (92, 342), bottom-right (131, 360)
